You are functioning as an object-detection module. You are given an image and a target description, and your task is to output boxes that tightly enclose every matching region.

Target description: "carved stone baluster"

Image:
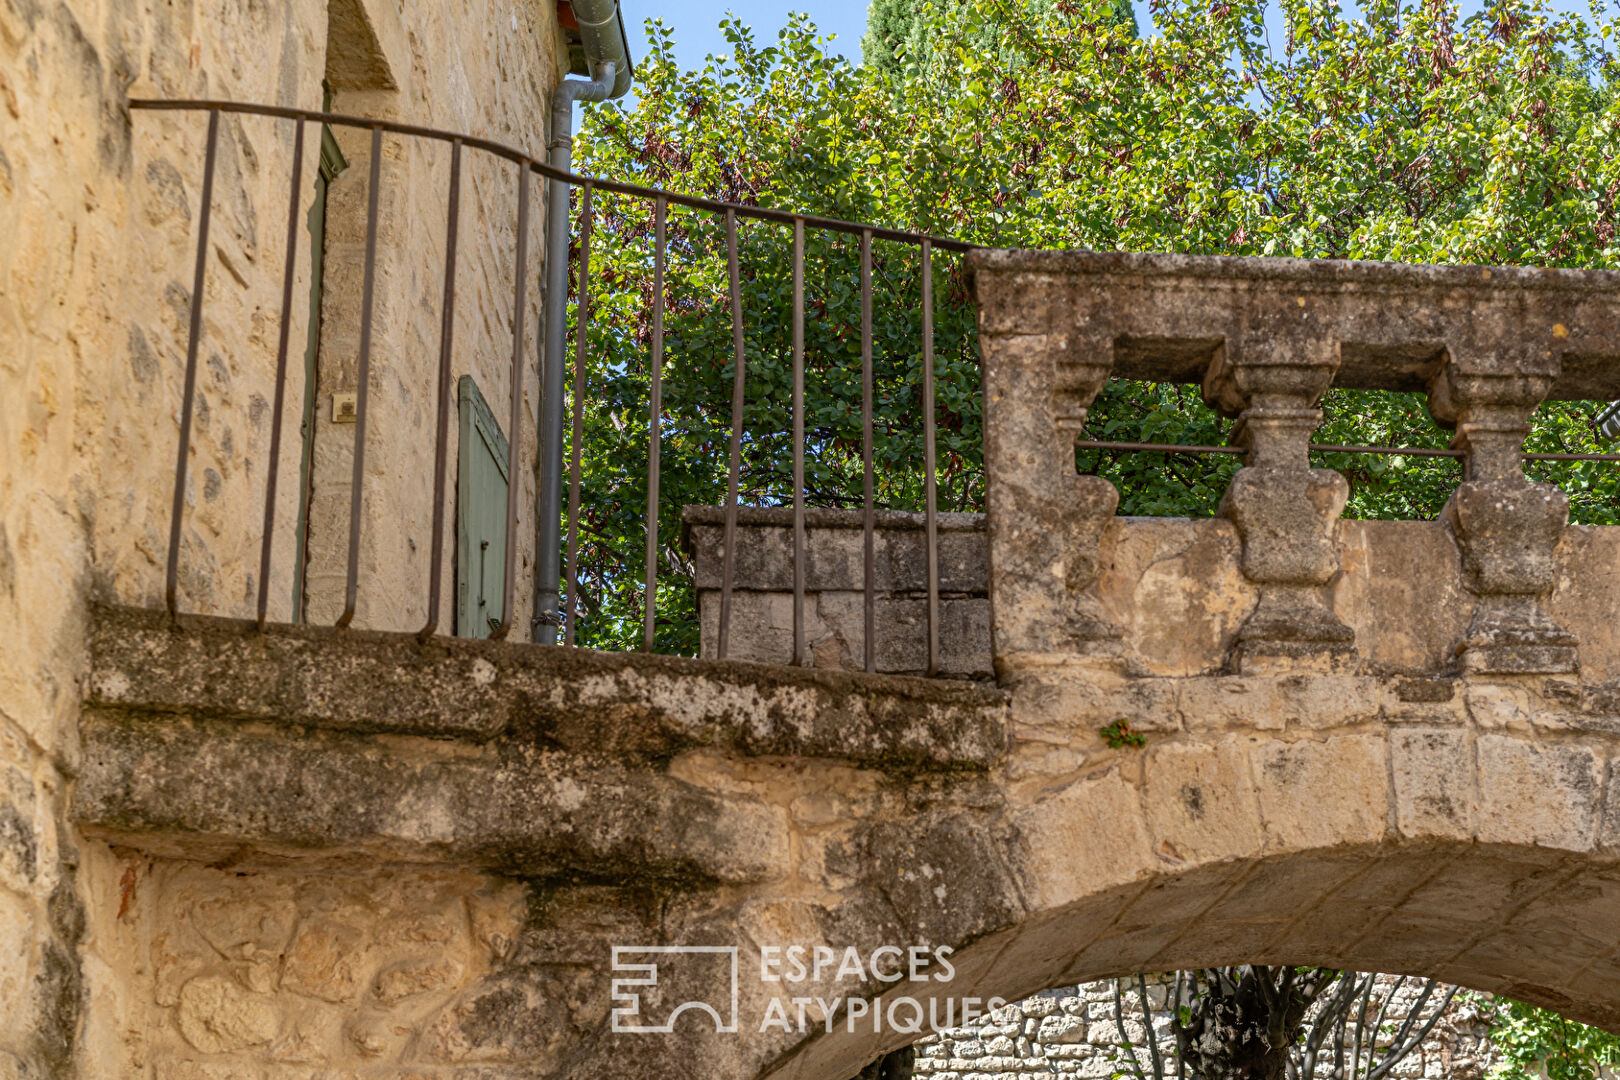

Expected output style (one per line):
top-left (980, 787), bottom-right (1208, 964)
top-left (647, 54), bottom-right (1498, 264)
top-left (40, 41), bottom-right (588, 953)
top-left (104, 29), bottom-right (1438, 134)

top-left (1204, 328), bottom-right (1356, 675)
top-left (1429, 350), bottom-right (1577, 674)
top-left (980, 276), bottom-right (1121, 671)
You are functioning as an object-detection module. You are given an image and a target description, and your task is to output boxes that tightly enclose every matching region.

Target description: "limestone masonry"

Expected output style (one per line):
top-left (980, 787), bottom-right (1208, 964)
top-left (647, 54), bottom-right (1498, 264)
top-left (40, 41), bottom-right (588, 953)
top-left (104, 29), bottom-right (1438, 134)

top-left (6, 3), bottom-right (1620, 1079)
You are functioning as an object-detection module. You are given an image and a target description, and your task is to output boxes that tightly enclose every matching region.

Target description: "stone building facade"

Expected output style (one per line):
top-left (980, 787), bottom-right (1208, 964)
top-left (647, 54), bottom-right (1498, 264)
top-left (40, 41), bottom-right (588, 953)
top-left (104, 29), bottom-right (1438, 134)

top-left (3, 0), bottom-right (595, 1073)
top-left (9, 5), bottom-right (1620, 1077)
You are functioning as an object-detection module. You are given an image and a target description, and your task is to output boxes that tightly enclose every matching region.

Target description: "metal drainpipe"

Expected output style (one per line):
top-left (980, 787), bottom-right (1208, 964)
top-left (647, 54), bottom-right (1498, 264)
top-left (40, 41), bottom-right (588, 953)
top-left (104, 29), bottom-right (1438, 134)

top-left (534, 58), bottom-right (616, 643)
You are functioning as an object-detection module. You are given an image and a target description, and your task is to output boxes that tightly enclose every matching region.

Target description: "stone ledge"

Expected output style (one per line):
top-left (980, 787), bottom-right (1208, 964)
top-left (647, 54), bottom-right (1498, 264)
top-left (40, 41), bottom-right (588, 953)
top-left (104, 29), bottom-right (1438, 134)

top-left (969, 248), bottom-right (1620, 399)
top-left (74, 715), bottom-right (793, 883)
top-left (87, 604), bottom-right (1009, 770)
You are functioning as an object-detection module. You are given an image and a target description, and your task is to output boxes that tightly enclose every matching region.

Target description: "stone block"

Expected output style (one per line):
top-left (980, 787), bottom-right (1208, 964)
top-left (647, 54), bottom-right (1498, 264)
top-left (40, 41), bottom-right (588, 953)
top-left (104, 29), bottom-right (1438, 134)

top-left (1141, 739), bottom-right (1263, 866)
top-left (681, 507), bottom-right (988, 594)
top-left (1095, 517), bottom-right (1254, 678)
top-left (1391, 728), bottom-right (1475, 840)
top-left (1037, 1014), bottom-right (1086, 1044)
top-left (1011, 769), bottom-right (1153, 912)
top-left (1476, 735), bottom-right (1601, 850)
top-left (1250, 735), bottom-right (1389, 851)
top-left (176, 974), bottom-right (281, 1053)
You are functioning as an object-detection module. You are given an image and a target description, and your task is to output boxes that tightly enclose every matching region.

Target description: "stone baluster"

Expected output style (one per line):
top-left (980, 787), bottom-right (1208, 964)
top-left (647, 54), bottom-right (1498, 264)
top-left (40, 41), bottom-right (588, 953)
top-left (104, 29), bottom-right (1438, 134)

top-left (980, 280), bottom-right (1122, 670)
top-left (1429, 351), bottom-right (1577, 674)
top-left (1204, 329), bottom-right (1356, 675)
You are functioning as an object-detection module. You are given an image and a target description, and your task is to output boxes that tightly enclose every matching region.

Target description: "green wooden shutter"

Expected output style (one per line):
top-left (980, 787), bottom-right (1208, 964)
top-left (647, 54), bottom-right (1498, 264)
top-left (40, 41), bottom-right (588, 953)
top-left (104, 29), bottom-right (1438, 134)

top-left (456, 375), bottom-right (510, 638)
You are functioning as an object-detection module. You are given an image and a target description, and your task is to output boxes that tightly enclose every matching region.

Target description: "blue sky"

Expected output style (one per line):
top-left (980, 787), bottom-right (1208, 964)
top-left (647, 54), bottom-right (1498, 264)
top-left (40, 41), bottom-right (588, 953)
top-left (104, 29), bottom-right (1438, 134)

top-left (617, 0), bottom-right (1607, 76)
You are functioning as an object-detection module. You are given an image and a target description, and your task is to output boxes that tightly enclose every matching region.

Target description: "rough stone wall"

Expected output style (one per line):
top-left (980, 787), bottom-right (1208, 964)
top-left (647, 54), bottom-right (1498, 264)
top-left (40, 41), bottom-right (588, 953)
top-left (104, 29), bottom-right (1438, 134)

top-left (914, 977), bottom-right (1500, 1080)
top-left (1, 1), bottom-right (566, 1074)
top-left (302, 0), bottom-right (562, 632)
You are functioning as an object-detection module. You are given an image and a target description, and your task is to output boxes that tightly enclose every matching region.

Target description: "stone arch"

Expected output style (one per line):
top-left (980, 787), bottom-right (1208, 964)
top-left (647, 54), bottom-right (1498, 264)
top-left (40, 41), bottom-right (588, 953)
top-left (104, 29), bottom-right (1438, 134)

top-left (551, 712), bottom-right (1620, 1080)
top-left (755, 721), bottom-right (1620, 1080)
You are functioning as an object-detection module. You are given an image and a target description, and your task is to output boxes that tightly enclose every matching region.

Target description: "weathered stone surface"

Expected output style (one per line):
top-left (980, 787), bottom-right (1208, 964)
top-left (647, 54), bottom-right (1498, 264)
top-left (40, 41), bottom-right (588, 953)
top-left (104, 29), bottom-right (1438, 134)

top-left (683, 507), bottom-right (987, 595)
top-left (4, 0), bottom-right (578, 1068)
top-left (1250, 736), bottom-right (1389, 851)
top-left (176, 975), bottom-right (281, 1054)
top-left (969, 250), bottom-right (1620, 402)
top-left (1476, 736), bottom-right (1602, 851)
top-left (68, 578), bottom-right (1620, 1080)
top-left (1391, 728), bottom-right (1475, 841)
top-left (1141, 740), bottom-right (1262, 865)
top-left (687, 512), bottom-right (1620, 684)
top-left (1437, 351), bottom-right (1578, 675)
top-left (76, 714), bottom-right (794, 884)
top-left (970, 248), bottom-right (1620, 683)
top-left (88, 604), bottom-right (1008, 772)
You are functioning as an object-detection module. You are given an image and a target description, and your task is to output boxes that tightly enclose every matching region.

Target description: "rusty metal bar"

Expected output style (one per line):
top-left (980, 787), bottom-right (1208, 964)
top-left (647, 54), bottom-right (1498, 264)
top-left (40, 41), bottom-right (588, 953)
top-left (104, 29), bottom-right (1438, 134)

top-left (860, 229), bottom-right (876, 674)
top-left (718, 207), bottom-right (748, 661)
top-left (565, 181), bottom-right (593, 647)
top-left (336, 125), bottom-right (383, 629)
top-left (792, 217), bottom-right (806, 667)
top-left (165, 108), bottom-right (220, 619)
top-left (127, 100), bottom-right (977, 254)
top-left (1074, 440), bottom-right (1246, 457)
top-left (921, 238), bottom-right (939, 677)
top-left (1525, 450), bottom-right (1620, 462)
top-left (1075, 439), bottom-right (1620, 462)
top-left (419, 139), bottom-right (462, 642)
top-left (642, 194), bottom-right (666, 652)
top-left (256, 117), bottom-right (304, 631)
top-left (491, 164), bottom-right (530, 641)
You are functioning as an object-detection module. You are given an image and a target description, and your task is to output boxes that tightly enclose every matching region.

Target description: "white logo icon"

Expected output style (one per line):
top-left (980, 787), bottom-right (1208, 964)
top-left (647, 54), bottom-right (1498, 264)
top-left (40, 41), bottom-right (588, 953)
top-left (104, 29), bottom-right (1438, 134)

top-left (611, 946), bottom-right (740, 1033)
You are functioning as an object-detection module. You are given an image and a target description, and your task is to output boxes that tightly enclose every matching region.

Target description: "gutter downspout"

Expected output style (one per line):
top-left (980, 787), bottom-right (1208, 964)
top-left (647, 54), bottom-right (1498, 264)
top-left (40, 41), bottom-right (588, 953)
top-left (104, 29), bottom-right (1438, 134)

top-left (534, 47), bottom-right (621, 643)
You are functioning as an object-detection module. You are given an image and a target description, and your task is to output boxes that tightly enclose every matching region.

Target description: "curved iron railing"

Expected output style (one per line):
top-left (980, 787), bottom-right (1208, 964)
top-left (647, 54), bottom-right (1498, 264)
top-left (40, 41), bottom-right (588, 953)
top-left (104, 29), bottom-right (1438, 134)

top-left (131, 99), bottom-right (1619, 672)
top-left (131, 98), bottom-right (972, 670)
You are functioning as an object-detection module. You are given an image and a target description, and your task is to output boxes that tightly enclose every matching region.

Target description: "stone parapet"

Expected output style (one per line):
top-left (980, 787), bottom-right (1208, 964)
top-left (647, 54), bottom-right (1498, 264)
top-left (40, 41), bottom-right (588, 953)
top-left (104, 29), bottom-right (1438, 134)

top-left (971, 249), bottom-right (1620, 681)
top-left (681, 507), bottom-right (993, 678)
top-left (683, 510), bottom-right (1620, 684)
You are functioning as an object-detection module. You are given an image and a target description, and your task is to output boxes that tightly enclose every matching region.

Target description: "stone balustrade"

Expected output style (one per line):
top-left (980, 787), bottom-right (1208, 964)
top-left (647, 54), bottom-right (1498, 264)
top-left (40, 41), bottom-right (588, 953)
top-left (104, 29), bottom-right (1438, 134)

top-left (971, 250), bottom-right (1620, 679)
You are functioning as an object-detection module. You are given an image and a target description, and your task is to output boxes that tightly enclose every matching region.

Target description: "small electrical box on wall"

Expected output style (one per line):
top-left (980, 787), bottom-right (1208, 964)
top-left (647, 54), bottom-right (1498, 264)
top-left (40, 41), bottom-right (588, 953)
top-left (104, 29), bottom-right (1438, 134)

top-left (332, 392), bottom-right (358, 424)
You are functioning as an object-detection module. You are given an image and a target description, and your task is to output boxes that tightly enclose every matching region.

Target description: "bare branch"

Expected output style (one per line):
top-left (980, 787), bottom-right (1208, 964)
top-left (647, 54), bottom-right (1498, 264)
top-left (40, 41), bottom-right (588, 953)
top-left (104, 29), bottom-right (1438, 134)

top-left (1366, 982), bottom-right (1458, 1080)
top-left (1114, 979), bottom-right (1152, 1080)
top-left (1139, 973), bottom-right (1166, 1080)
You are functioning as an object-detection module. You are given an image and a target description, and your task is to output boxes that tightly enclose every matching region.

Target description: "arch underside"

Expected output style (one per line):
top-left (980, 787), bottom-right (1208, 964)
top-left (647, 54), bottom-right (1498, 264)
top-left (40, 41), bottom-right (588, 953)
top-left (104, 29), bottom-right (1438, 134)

top-left (768, 840), bottom-right (1620, 1080)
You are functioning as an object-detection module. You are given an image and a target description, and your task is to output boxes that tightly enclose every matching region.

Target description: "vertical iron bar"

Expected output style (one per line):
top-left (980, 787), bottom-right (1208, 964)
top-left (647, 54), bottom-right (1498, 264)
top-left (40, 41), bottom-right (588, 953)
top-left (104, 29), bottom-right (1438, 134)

top-left (336, 125), bottom-right (383, 629)
top-left (565, 181), bottom-right (593, 647)
top-left (718, 208), bottom-right (748, 661)
top-left (921, 238), bottom-right (940, 677)
top-left (419, 139), bottom-right (462, 642)
top-left (642, 194), bottom-right (666, 652)
top-left (257, 118), bottom-right (304, 630)
top-left (165, 108), bottom-right (220, 618)
top-left (792, 217), bottom-right (806, 667)
top-left (860, 229), bottom-right (875, 673)
top-left (491, 165), bottom-right (530, 641)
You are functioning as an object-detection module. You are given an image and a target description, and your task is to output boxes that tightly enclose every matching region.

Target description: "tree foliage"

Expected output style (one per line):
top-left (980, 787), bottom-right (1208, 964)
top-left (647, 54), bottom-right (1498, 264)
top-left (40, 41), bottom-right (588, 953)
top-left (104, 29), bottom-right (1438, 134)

top-left (1484, 995), bottom-right (1620, 1080)
top-left (861, 0), bottom-right (1138, 78)
top-left (568, 0), bottom-right (1619, 654)
top-left (572, 6), bottom-right (1620, 1074)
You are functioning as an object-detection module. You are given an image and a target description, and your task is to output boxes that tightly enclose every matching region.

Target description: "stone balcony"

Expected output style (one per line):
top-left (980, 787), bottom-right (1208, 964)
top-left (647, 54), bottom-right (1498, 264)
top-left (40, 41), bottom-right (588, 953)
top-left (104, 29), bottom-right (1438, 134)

top-left (68, 249), bottom-right (1620, 1080)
